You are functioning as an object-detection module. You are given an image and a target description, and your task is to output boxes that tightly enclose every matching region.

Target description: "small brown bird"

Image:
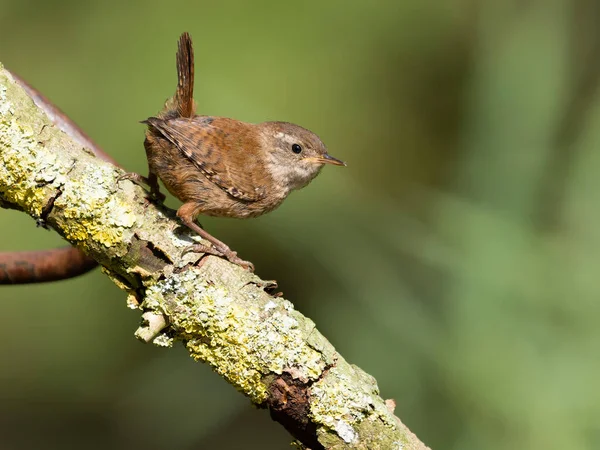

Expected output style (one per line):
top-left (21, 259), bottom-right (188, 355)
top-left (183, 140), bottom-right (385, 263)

top-left (124, 33), bottom-right (345, 270)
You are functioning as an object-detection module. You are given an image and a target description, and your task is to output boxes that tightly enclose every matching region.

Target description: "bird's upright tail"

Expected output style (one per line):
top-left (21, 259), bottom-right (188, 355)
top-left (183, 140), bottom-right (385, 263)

top-left (175, 32), bottom-right (195, 118)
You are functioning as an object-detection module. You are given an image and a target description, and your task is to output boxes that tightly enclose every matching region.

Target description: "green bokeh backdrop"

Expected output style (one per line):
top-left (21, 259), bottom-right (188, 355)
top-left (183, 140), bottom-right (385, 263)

top-left (2, 0), bottom-right (599, 449)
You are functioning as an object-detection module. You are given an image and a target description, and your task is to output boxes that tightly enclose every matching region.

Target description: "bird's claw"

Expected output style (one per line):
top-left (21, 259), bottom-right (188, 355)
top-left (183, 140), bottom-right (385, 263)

top-left (118, 172), bottom-right (166, 203)
top-left (183, 244), bottom-right (254, 272)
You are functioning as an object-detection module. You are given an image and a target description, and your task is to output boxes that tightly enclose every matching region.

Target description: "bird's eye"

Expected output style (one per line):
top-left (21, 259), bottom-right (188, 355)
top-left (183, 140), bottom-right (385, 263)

top-left (292, 143), bottom-right (302, 154)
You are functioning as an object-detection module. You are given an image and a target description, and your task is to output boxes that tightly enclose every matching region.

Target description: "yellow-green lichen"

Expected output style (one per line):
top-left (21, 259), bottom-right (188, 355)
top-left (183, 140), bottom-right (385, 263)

top-left (143, 269), bottom-right (328, 404)
top-left (57, 162), bottom-right (136, 247)
top-left (0, 81), bottom-right (53, 215)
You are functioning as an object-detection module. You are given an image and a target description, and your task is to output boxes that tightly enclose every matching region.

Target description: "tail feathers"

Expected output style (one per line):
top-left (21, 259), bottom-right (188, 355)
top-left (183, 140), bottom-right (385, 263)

top-left (175, 32), bottom-right (195, 118)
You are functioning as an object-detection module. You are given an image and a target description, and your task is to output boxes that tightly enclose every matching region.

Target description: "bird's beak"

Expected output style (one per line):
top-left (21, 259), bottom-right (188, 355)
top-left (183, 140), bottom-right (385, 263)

top-left (305, 154), bottom-right (346, 166)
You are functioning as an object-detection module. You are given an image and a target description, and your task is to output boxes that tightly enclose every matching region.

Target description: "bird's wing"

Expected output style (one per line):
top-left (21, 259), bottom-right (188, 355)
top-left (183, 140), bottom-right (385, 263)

top-left (144, 116), bottom-right (267, 202)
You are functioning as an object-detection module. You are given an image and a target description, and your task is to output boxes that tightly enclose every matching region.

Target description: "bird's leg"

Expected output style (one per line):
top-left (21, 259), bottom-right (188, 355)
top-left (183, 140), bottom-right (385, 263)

top-left (119, 170), bottom-right (166, 203)
top-left (177, 202), bottom-right (254, 271)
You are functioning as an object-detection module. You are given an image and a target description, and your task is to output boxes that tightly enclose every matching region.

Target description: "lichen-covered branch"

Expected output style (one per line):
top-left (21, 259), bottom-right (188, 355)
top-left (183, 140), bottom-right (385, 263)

top-left (0, 64), bottom-right (429, 450)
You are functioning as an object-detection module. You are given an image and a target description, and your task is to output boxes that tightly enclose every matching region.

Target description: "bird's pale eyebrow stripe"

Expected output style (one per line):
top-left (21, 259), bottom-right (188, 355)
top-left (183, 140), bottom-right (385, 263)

top-left (275, 132), bottom-right (299, 145)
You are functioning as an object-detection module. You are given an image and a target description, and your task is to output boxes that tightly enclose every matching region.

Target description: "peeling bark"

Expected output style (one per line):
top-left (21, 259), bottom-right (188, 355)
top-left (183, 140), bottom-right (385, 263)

top-left (0, 64), bottom-right (430, 450)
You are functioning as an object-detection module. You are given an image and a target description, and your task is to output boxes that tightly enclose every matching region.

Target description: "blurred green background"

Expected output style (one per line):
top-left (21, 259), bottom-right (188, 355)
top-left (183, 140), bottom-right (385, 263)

top-left (1, 0), bottom-right (599, 449)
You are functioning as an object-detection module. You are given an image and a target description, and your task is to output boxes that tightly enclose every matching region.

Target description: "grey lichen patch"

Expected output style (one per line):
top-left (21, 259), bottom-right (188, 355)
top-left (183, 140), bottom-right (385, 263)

top-left (126, 201), bottom-right (196, 268)
top-left (143, 267), bottom-right (328, 404)
top-left (310, 361), bottom-right (399, 446)
top-left (152, 334), bottom-right (174, 347)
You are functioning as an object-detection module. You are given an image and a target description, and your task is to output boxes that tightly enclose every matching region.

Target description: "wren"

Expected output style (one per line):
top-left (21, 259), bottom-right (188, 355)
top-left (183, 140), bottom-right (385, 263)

top-left (123, 32), bottom-right (345, 270)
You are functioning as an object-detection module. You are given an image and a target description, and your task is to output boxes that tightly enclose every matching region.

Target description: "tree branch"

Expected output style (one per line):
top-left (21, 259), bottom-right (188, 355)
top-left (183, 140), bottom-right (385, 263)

top-left (0, 64), bottom-right (429, 450)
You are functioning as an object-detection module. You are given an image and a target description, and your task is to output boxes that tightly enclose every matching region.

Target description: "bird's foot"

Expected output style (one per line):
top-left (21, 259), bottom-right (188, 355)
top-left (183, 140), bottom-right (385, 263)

top-left (183, 244), bottom-right (254, 272)
top-left (118, 172), bottom-right (166, 203)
